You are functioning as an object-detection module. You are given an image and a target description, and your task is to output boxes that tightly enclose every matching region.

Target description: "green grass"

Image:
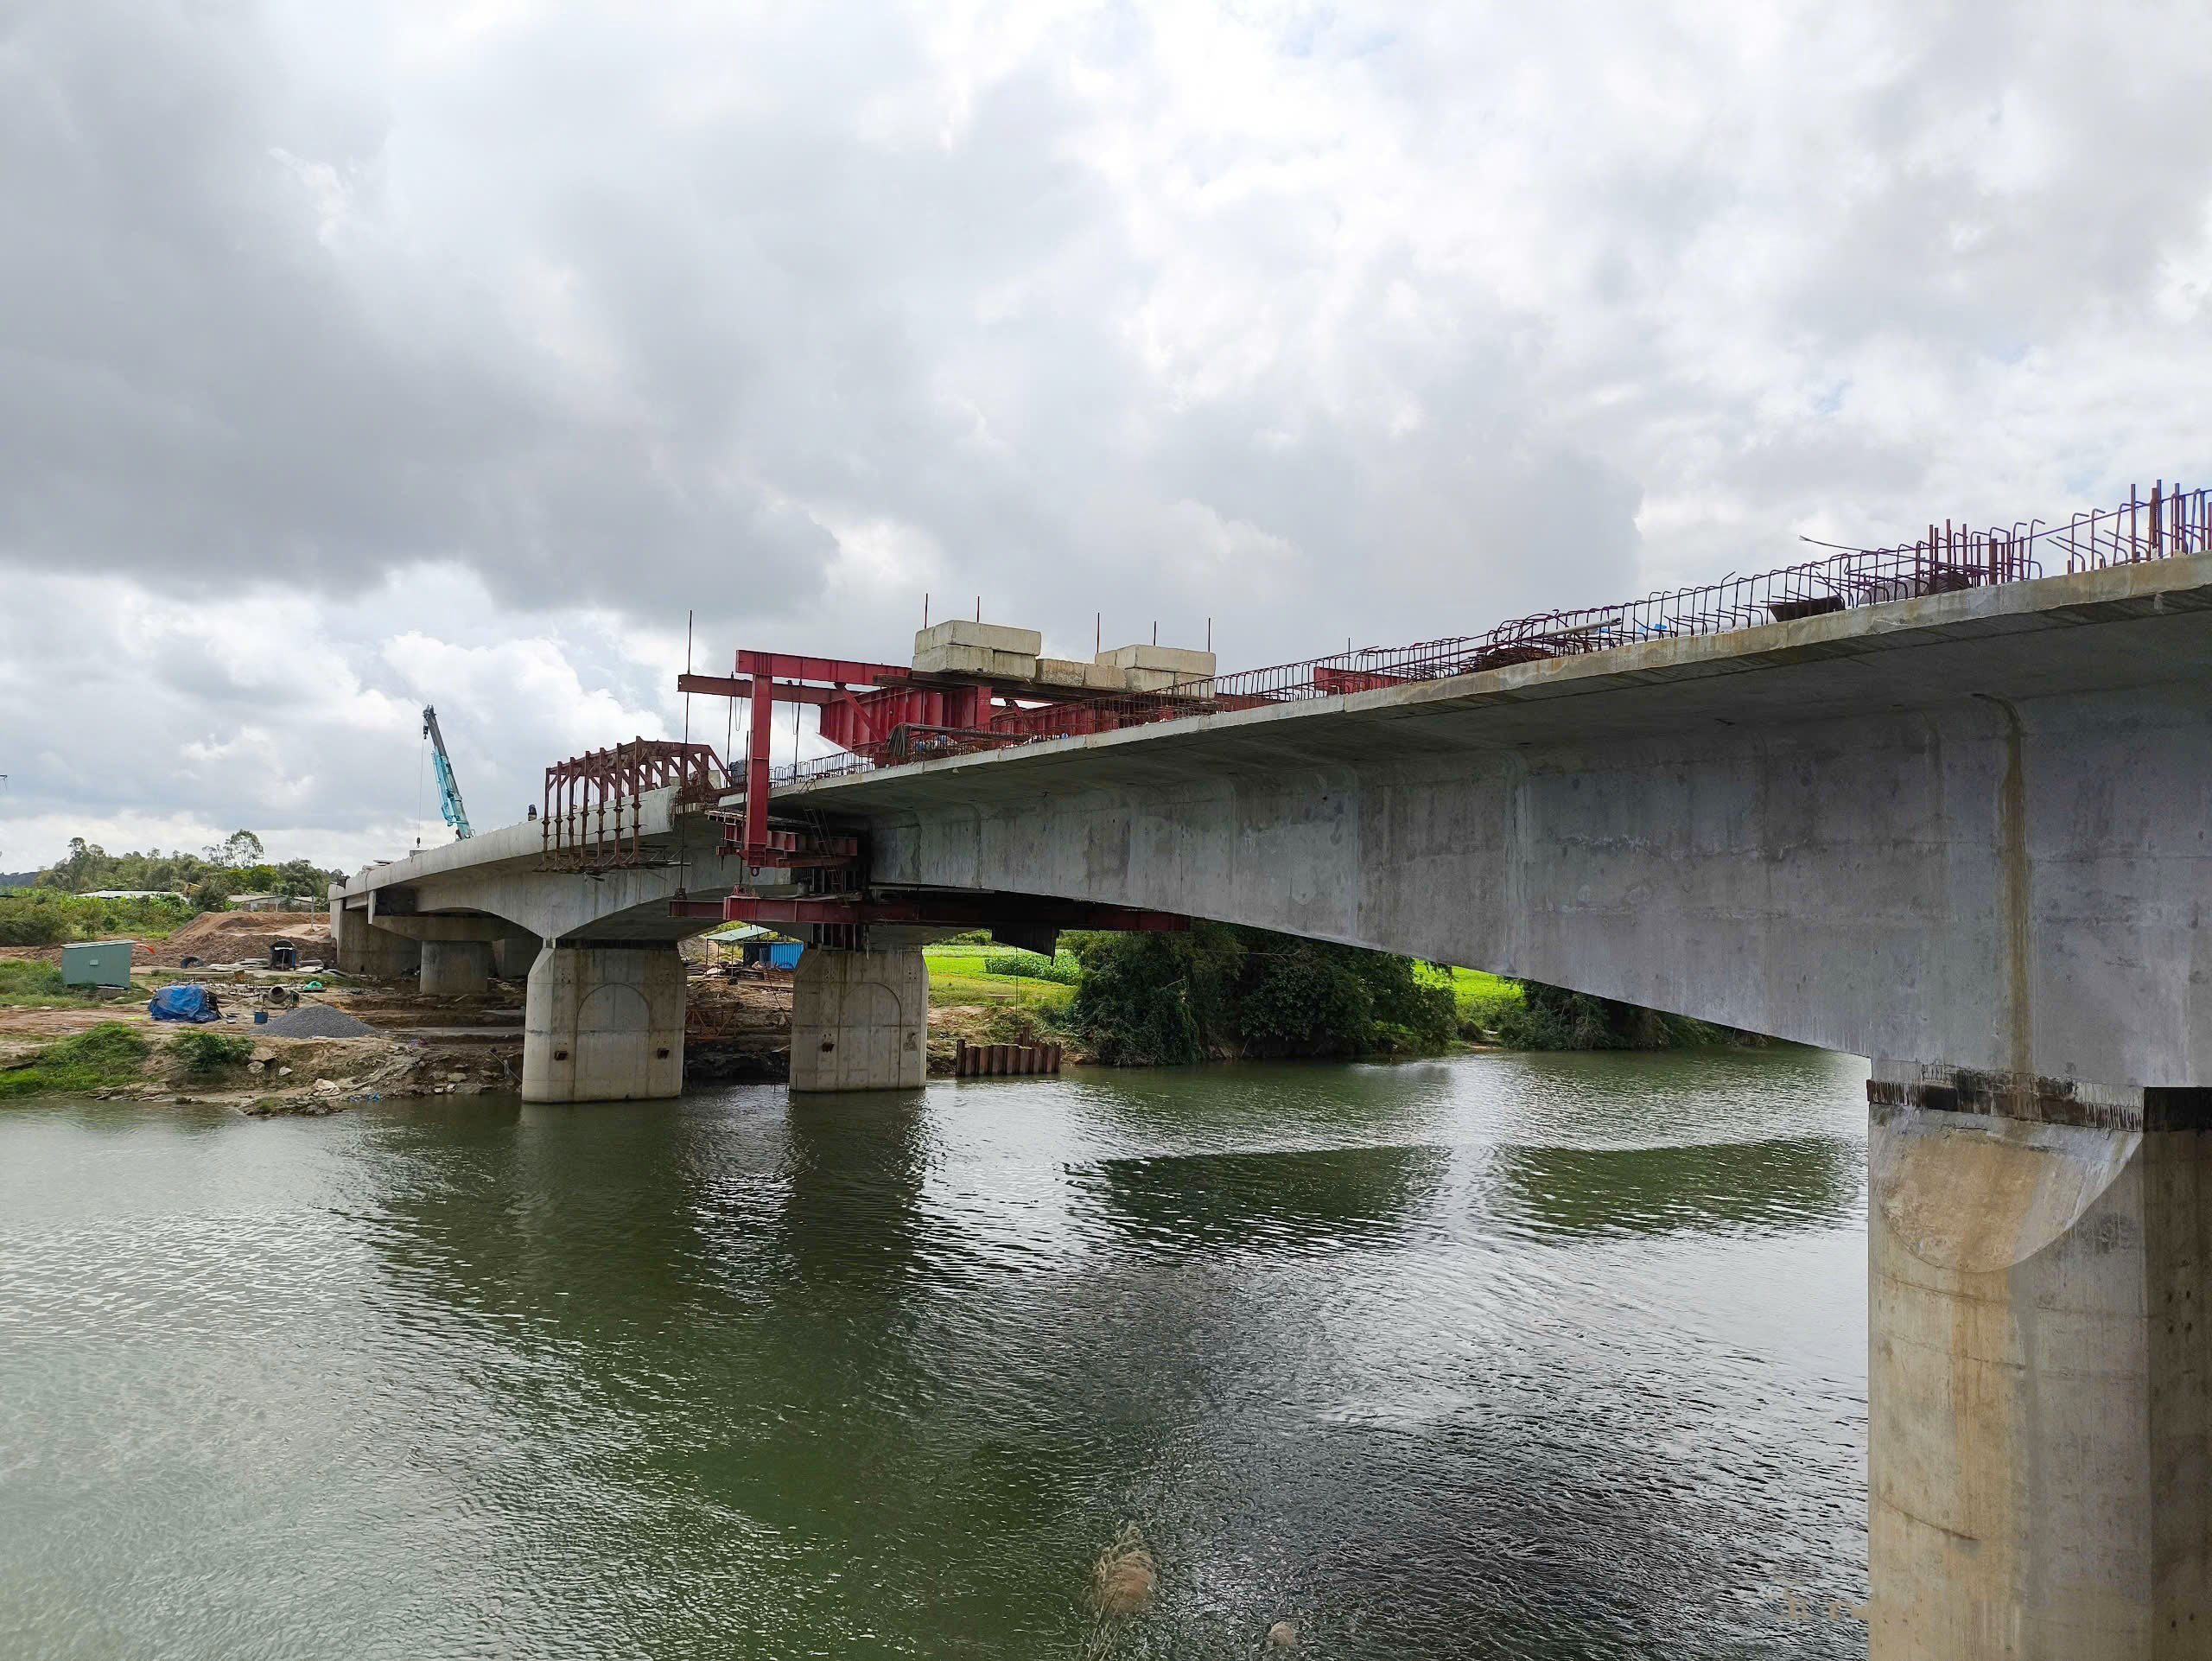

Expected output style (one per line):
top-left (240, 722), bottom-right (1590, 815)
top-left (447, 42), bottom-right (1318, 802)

top-left (168, 1029), bottom-right (254, 1074)
top-left (921, 945), bottom-right (1079, 1011)
top-left (1429, 964), bottom-right (1524, 1034)
top-left (0, 959), bottom-right (108, 1009)
top-left (0, 1022), bottom-right (150, 1098)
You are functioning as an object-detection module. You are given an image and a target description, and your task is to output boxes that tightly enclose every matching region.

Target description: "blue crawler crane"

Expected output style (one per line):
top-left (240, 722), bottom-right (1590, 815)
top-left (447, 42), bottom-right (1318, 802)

top-left (422, 706), bottom-right (474, 840)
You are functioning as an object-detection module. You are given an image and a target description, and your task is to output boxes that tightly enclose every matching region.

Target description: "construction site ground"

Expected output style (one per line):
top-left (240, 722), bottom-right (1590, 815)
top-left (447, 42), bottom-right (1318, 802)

top-left (1, 956), bottom-right (1083, 1110)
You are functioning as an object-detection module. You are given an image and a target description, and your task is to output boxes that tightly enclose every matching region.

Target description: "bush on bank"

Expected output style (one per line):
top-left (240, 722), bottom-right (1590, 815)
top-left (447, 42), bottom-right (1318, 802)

top-left (1493, 981), bottom-right (1740, 1050)
top-left (0, 1023), bottom-right (149, 1098)
top-left (1065, 924), bottom-right (1458, 1066)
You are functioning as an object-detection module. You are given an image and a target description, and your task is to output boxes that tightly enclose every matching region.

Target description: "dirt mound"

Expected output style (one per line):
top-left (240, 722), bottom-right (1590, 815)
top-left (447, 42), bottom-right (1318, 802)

top-left (685, 974), bottom-right (791, 1039)
top-left (156, 911), bottom-right (332, 967)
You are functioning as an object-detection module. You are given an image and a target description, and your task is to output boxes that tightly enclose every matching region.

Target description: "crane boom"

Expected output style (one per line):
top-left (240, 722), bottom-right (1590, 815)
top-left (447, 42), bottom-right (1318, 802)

top-left (422, 706), bottom-right (474, 839)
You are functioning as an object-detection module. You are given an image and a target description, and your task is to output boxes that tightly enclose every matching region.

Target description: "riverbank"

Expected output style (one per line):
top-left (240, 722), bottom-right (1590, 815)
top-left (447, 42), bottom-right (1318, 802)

top-left (0, 946), bottom-right (1682, 1111)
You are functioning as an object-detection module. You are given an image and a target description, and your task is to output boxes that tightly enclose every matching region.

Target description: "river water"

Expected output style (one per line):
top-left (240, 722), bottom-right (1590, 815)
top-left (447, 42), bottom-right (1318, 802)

top-left (0, 1048), bottom-right (1871, 1660)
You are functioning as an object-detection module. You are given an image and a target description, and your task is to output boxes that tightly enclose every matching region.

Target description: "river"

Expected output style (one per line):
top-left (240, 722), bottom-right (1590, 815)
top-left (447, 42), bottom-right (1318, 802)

top-left (0, 1047), bottom-right (1870, 1660)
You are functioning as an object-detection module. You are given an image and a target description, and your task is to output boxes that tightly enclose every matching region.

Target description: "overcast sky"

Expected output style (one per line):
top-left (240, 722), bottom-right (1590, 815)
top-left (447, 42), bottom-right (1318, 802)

top-left (3, 0), bottom-right (2209, 873)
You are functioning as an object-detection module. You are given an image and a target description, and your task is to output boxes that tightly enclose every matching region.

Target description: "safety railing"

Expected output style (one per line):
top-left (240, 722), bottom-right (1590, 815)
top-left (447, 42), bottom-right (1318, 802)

top-left (774, 480), bottom-right (2198, 786)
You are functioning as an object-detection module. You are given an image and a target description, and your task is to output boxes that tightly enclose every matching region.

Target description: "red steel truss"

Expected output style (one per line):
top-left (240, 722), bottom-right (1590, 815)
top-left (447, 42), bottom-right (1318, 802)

top-left (679, 650), bottom-right (1103, 866)
top-left (541, 739), bottom-right (722, 870)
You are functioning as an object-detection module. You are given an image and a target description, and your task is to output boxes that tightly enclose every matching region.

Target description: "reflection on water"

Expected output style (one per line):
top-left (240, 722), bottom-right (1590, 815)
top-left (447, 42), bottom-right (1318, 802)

top-left (1081, 1143), bottom-right (1449, 1258)
top-left (1493, 1136), bottom-right (1861, 1239)
top-left (0, 1047), bottom-right (1871, 1660)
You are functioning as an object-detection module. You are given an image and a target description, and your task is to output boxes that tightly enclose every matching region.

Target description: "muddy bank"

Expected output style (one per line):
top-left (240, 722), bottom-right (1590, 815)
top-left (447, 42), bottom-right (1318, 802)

top-left (1, 966), bottom-right (1090, 1108)
top-left (0, 1024), bottom-right (518, 1115)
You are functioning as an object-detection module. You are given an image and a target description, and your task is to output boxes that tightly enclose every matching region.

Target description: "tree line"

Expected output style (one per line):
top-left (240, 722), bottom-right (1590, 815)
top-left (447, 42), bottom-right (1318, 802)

top-left (0, 831), bottom-right (346, 946)
top-left (1059, 924), bottom-right (1745, 1061)
top-left (31, 831), bottom-right (340, 911)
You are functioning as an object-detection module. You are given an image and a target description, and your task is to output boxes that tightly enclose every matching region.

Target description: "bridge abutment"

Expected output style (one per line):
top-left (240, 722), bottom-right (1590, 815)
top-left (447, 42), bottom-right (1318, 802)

top-left (521, 944), bottom-right (686, 1104)
top-left (1867, 1065), bottom-right (2212, 1658)
top-left (790, 948), bottom-right (927, 1092)
top-left (419, 939), bottom-right (493, 996)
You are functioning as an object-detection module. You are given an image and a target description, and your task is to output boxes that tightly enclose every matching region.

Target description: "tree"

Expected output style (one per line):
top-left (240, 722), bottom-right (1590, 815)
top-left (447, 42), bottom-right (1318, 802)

top-left (1067, 925), bottom-right (1459, 1064)
top-left (207, 830), bottom-right (265, 869)
top-left (41, 837), bottom-right (104, 893)
top-left (274, 857), bottom-right (336, 900)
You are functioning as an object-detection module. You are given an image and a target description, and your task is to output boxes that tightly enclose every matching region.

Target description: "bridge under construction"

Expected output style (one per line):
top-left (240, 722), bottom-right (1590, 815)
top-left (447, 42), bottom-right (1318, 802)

top-left (335, 481), bottom-right (2212, 1658)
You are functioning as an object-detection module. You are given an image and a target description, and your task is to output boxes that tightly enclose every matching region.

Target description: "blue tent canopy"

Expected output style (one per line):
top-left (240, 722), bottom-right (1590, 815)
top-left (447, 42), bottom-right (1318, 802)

top-left (148, 983), bottom-right (221, 1023)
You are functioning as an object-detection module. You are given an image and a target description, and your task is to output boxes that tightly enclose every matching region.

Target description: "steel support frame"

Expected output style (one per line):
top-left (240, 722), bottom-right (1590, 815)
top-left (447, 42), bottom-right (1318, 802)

top-left (668, 892), bottom-right (1189, 933)
top-left (542, 738), bottom-right (721, 870)
top-left (706, 652), bottom-right (918, 866)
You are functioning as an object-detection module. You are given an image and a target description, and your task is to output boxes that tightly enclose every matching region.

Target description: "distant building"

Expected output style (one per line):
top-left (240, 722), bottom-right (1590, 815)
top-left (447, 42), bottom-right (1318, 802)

top-left (225, 893), bottom-right (289, 912)
top-left (80, 890), bottom-right (184, 900)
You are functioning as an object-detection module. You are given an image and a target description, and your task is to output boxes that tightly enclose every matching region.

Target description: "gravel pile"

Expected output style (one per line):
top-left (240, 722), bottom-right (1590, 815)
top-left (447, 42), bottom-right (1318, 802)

top-left (260, 1003), bottom-right (377, 1039)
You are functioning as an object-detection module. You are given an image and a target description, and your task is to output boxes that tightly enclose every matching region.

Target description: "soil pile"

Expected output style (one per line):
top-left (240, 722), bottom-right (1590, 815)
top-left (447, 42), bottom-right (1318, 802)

top-left (156, 911), bottom-right (333, 967)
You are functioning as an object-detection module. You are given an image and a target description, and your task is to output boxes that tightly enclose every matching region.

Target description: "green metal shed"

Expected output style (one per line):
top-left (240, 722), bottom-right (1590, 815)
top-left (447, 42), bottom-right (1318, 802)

top-left (60, 941), bottom-right (137, 988)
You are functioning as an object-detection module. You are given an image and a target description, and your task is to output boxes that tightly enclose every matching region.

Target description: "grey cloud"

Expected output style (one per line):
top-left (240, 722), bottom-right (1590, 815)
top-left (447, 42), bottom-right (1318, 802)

top-left (8, 0), bottom-right (2208, 869)
top-left (1, 0), bottom-right (1633, 671)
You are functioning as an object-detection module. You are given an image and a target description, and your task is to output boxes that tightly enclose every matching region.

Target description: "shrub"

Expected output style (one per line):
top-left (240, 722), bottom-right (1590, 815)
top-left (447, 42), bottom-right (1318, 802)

top-left (0, 890), bottom-right (191, 946)
top-left (1356, 952), bottom-right (1459, 1053)
top-left (972, 1002), bottom-right (1067, 1047)
top-left (0, 894), bottom-right (69, 947)
top-left (1494, 982), bottom-right (1732, 1050)
top-left (980, 951), bottom-right (1082, 984)
top-left (1066, 926), bottom-right (1459, 1064)
top-left (1068, 926), bottom-right (1246, 1065)
top-left (0, 959), bottom-right (67, 999)
top-left (0, 1021), bottom-right (149, 1098)
top-left (169, 1030), bottom-right (255, 1073)
top-left (1234, 942), bottom-right (1375, 1053)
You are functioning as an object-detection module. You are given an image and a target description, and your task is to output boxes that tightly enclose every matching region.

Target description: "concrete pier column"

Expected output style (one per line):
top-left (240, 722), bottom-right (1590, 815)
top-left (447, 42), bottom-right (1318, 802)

top-left (790, 948), bottom-right (927, 1091)
top-left (521, 944), bottom-right (686, 1104)
top-left (419, 939), bottom-right (493, 996)
top-left (331, 907), bottom-right (422, 979)
top-left (1867, 1064), bottom-right (2212, 1659)
top-left (493, 936), bottom-right (542, 981)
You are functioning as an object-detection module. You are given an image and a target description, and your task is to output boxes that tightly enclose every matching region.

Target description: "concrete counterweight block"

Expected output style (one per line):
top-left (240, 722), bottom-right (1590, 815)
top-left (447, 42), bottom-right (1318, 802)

top-left (522, 945), bottom-right (687, 1104)
top-left (419, 939), bottom-right (493, 996)
top-left (912, 620), bottom-right (1043, 679)
top-left (790, 947), bottom-right (928, 1092)
top-left (1867, 1080), bottom-right (2212, 1659)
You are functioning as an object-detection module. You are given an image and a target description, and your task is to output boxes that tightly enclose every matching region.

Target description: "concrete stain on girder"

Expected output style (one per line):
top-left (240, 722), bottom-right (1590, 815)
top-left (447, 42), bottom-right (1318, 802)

top-left (1974, 695), bottom-right (2035, 1079)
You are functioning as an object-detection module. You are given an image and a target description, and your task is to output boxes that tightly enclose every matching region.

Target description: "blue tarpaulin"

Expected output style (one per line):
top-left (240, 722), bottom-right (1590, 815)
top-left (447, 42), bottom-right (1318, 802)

top-left (148, 983), bottom-right (220, 1023)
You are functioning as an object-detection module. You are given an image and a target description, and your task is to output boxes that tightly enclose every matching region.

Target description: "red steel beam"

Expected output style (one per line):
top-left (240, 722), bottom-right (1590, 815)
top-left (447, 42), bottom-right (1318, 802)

top-left (734, 651), bottom-right (913, 686)
top-left (677, 673), bottom-right (843, 706)
top-left (709, 894), bottom-right (1188, 931)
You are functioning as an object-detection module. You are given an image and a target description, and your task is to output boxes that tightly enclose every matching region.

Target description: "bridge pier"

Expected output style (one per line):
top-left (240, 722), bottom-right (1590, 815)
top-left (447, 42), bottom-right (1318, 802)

top-left (521, 943), bottom-right (686, 1104)
top-left (419, 939), bottom-right (493, 996)
top-left (330, 907), bottom-right (421, 979)
top-left (1867, 1065), bottom-right (2212, 1658)
top-left (790, 947), bottom-right (927, 1092)
top-left (493, 936), bottom-right (541, 981)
